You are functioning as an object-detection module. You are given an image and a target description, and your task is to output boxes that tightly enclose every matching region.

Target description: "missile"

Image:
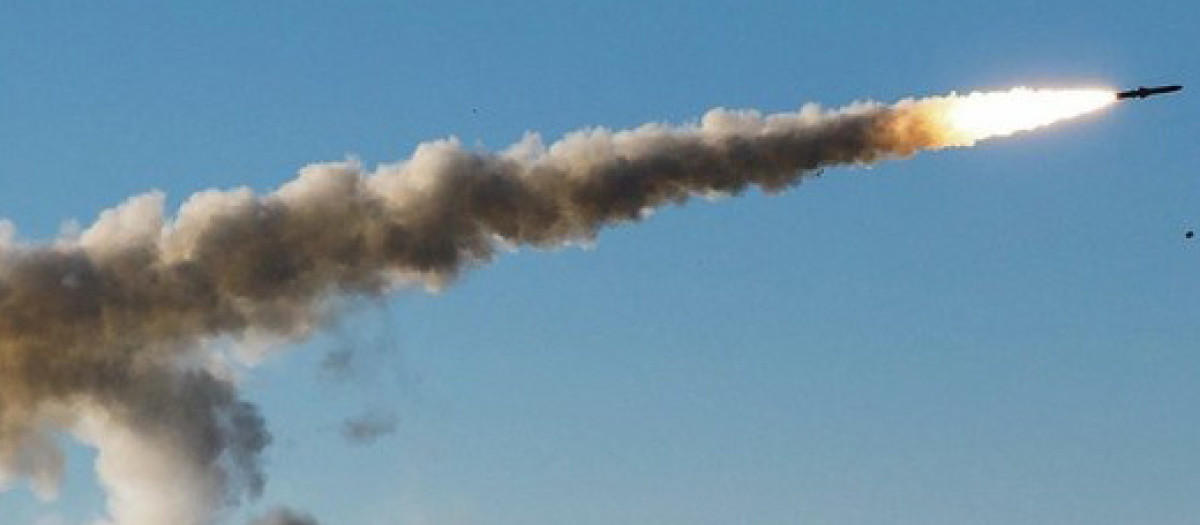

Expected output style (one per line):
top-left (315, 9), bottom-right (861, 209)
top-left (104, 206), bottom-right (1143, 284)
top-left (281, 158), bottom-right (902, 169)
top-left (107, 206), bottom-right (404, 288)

top-left (1116, 84), bottom-right (1182, 100)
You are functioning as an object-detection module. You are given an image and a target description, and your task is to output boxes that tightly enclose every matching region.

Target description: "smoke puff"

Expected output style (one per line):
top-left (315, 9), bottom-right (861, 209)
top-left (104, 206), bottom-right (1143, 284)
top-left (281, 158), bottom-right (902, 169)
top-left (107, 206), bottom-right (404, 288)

top-left (318, 347), bottom-right (356, 381)
top-left (341, 409), bottom-right (399, 445)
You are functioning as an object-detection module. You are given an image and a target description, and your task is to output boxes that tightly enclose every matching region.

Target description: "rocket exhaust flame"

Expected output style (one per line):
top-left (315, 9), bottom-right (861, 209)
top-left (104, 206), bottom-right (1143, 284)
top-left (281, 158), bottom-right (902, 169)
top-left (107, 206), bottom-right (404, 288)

top-left (937, 88), bottom-right (1116, 142)
top-left (0, 86), bottom-right (1113, 525)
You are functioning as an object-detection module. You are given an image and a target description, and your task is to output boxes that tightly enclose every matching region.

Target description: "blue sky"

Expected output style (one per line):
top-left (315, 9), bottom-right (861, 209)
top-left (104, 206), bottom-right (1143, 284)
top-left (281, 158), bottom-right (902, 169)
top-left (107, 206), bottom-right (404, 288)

top-left (2, 1), bottom-right (1198, 524)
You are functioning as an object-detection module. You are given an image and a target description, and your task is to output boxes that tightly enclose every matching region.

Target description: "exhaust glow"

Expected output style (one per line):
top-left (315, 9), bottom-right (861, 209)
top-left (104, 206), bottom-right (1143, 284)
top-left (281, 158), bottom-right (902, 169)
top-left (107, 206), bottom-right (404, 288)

top-left (940, 87), bottom-right (1117, 142)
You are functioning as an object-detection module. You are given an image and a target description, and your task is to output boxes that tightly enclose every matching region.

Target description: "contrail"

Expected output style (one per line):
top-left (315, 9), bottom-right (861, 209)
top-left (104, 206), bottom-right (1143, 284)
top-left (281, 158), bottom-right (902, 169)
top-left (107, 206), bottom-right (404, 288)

top-left (0, 87), bottom-right (1114, 525)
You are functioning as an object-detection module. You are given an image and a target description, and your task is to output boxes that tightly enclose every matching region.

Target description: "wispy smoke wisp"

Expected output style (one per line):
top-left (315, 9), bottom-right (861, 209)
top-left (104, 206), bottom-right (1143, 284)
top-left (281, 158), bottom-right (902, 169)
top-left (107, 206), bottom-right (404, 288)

top-left (341, 409), bottom-right (399, 446)
top-left (249, 508), bottom-right (320, 525)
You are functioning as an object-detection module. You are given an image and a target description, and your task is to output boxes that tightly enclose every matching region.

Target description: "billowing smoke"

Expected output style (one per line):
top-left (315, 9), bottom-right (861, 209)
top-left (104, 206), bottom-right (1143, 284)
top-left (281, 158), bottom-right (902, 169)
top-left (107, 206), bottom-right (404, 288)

top-left (0, 88), bottom-right (1113, 524)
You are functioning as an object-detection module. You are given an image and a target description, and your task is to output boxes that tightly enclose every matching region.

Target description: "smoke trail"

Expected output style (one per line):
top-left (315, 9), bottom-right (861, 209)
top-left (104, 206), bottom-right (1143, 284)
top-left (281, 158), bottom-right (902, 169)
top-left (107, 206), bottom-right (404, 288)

top-left (0, 87), bottom-right (1113, 524)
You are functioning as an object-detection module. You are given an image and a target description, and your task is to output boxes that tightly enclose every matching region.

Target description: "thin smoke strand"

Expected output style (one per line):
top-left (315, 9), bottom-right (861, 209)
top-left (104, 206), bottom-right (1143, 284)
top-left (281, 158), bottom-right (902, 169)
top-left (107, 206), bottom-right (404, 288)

top-left (0, 90), bottom-right (1103, 525)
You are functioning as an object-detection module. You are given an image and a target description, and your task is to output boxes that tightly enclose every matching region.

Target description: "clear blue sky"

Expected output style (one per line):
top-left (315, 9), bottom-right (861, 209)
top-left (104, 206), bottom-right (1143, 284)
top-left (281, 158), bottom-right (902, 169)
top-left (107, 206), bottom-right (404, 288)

top-left (2, 1), bottom-right (1198, 524)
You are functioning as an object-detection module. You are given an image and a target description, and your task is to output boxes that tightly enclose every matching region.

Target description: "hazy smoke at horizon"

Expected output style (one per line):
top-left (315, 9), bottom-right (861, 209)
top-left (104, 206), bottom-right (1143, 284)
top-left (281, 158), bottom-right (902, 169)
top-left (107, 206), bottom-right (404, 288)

top-left (0, 88), bottom-right (1113, 525)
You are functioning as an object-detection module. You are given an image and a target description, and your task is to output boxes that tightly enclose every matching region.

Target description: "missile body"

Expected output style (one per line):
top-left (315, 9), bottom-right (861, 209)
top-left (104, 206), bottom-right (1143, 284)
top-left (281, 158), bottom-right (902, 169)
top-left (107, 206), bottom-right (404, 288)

top-left (1116, 85), bottom-right (1182, 100)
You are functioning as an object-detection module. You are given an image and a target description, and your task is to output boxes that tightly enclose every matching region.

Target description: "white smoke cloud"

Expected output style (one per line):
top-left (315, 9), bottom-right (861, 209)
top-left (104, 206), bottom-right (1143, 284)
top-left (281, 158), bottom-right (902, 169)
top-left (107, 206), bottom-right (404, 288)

top-left (76, 410), bottom-right (224, 525)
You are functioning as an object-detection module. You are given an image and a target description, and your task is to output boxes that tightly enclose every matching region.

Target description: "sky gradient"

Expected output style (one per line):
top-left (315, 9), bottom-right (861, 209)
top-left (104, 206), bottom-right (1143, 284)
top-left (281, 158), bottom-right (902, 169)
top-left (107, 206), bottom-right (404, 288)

top-left (2, 1), bottom-right (1198, 524)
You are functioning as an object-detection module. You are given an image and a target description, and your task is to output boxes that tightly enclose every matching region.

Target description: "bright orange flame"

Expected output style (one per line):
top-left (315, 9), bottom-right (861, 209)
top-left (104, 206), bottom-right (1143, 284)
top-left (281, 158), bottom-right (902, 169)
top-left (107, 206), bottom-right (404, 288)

top-left (941, 87), bottom-right (1116, 142)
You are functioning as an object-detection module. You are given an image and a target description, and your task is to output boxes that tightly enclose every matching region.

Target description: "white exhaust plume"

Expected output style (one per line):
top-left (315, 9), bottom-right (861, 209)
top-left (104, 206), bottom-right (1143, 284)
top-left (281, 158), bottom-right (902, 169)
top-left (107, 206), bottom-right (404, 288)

top-left (0, 87), bottom-right (1114, 524)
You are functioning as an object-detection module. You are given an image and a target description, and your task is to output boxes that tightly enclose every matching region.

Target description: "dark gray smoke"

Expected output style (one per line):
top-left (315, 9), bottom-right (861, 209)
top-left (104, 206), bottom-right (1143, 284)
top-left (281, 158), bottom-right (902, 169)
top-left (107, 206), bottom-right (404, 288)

top-left (248, 508), bottom-right (320, 525)
top-left (0, 97), bottom-right (968, 524)
top-left (318, 347), bottom-right (356, 381)
top-left (341, 409), bottom-right (398, 446)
